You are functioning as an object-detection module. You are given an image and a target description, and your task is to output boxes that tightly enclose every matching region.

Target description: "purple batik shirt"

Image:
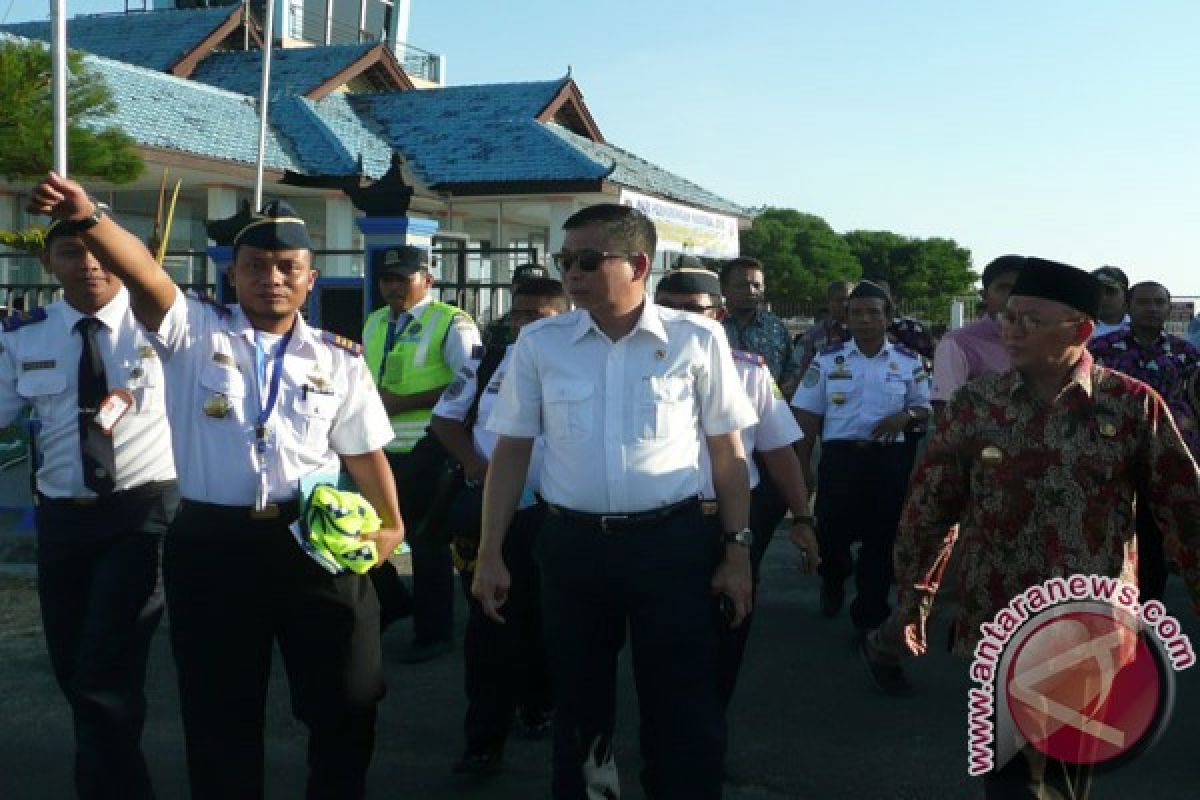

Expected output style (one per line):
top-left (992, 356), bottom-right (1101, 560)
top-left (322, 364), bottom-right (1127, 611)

top-left (1089, 329), bottom-right (1200, 459)
top-left (932, 315), bottom-right (1009, 403)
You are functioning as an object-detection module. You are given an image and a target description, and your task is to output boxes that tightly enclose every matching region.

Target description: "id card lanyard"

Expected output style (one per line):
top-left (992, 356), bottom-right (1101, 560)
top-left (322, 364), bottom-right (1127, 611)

top-left (253, 324), bottom-right (294, 511)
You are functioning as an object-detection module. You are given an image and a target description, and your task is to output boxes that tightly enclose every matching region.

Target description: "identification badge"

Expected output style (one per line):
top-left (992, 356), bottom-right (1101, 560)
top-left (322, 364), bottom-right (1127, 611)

top-left (203, 393), bottom-right (232, 418)
top-left (94, 389), bottom-right (134, 435)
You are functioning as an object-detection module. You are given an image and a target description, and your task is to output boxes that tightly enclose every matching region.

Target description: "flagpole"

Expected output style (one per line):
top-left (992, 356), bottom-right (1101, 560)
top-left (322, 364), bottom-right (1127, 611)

top-left (253, 0), bottom-right (276, 211)
top-left (51, 0), bottom-right (68, 176)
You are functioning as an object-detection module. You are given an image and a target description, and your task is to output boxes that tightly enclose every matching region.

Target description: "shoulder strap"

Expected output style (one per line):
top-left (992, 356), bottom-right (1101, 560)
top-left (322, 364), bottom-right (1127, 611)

top-left (464, 344), bottom-right (507, 431)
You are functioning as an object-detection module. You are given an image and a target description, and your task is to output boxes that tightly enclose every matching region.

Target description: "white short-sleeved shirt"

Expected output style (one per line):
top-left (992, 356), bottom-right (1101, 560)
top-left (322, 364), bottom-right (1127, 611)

top-left (432, 345), bottom-right (544, 506)
top-left (399, 295), bottom-right (482, 378)
top-left (0, 289), bottom-right (175, 497)
top-left (486, 299), bottom-right (757, 514)
top-left (790, 339), bottom-right (931, 442)
top-left (153, 289), bottom-right (393, 505)
top-left (699, 350), bottom-right (803, 500)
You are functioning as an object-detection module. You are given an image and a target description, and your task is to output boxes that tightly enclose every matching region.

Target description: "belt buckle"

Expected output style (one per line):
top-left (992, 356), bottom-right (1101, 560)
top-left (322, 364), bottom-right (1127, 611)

top-left (701, 501), bottom-right (720, 517)
top-left (598, 514), bottom-right (628, 534)
top-left (73, 497), bottom-right (99, 507)
top-left (249, 503), bottom-right (280, 520)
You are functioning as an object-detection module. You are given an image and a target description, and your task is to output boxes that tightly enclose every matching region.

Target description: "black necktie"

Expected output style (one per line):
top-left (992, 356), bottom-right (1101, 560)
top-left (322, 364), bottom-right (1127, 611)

top-left (76, 317), bottom-right (115, 495)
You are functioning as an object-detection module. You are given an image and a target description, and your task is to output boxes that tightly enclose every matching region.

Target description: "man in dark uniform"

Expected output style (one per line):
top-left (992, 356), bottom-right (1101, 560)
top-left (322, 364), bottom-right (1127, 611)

top-left (482, 262), bottom-right (552, 348)
top-left (0, 214), bottom-right (178, 800)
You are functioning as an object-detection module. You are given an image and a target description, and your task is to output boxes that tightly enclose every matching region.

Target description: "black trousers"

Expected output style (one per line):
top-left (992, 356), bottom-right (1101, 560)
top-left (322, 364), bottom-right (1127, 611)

top-left (814, 441), bottom-right (913, 630)
top-left (1135, 500), bottom-right (1167, 602)
top-left (457, 501), bottom-right (552, 753)
top-left (35, 483), bottom-right (177, 800)
top-left (716, 476), bottom-right (789, 709)
top-left (537, 503), bottom-right (725, 800)
top-left (984, 744), bottom-right (1094, 799)
top-left (163, 500), bottom-right (384, 800)
top-left (388, 449), bottom-right (454, 644)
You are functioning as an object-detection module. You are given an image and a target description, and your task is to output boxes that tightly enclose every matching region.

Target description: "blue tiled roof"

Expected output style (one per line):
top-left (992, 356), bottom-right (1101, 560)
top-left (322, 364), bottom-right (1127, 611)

top-left (80, 51), bottom-right (301, 172)
top-left (350, 80), bottom-right (609, 185)
top-left (0, 7), bottom-right (236, 72)
top-left (545, 125), bottom-right (748, 216)
top-left (270, 94), bottom-right (393, 177)
top-left (191, 43), bottom-right (378, 98)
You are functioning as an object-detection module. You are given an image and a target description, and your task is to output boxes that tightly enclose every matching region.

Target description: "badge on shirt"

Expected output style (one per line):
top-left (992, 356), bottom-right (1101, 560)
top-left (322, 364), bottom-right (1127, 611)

top-left (802, 365), bottom-right (820, 388)
top-left (306, 371), bottom-right (333, 394)
top-left (828, 369), bottom-right (853, 381)
top-left (980, 445), bottom-right (1003, 465)
top-left (830, 392), bottom-right (846, 405)
top-left (94, 389), bottom-right (134, 434)
top-left (212, 352), bottom-right (237, 368)
top-left (1099, 422), bottom-right (1118, 437)
top-left (203, 392), bottom-right (232, 418)
top-left (137, 345), bottom-right (157, 360)
top-left (21, 360), bottom-right (56, 371)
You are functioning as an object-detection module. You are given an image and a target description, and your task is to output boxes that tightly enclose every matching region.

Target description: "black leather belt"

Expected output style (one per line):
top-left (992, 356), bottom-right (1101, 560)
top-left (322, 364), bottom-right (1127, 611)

top-left (823, 440), bottom-right (901, 450)
top-left (545, 496), bottom-right (699, 533)
top-left (36, 479), bottom-right (175, 508)
top-left (180, 497), bottom-right (301, 523)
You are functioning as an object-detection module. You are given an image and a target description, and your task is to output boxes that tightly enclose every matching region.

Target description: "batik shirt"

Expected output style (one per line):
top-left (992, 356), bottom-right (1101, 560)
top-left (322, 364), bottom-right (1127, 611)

top-left (797, 319), bottom-right (849, 374)
top-left (893, 352), bottom-right (1200, 656)
top-left (1089, 329), bottom-right (1200, 459)
top-left (723, 309), bottom-right (801, 389)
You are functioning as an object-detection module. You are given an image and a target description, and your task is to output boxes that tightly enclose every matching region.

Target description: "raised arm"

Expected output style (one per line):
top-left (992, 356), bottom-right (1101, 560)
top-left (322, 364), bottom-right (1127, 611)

top-left (28, 172), bottom-right (177, 331)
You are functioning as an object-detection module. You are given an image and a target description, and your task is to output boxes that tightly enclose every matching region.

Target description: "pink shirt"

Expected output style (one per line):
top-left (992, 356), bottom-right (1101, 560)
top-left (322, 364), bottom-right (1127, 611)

top-left (931, 315), bottom-right (1009, 402)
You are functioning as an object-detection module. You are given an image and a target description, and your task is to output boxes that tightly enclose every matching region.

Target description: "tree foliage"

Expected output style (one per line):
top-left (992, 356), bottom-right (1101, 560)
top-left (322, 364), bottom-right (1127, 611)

top-left (0, 40), bottom-right (142, 183)
top-left (741, 208), bottom-right (978, 322)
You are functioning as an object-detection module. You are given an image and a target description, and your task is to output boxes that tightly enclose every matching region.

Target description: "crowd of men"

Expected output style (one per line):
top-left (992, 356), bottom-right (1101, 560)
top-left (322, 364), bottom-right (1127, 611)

top-left (4, 170), bottom-right (1200, 800)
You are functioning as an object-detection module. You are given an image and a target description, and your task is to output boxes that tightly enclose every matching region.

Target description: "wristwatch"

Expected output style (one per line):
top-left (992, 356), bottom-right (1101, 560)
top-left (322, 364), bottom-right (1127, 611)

top-left (792, 514), bottom-right (815, 526)
top-left (904, 407), bottom-right (918, 421)
top-left (70, 200), bottom-right (109, 231)
top-left (723, 528), bottom-right (753, 547)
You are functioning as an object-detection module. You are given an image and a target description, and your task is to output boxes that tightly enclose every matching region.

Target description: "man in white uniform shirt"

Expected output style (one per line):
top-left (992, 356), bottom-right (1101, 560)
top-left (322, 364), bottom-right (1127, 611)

top-left (0, 216), bottom-right (177, 799)
top-left (474, 204), bottom-right (756, 800)
top-left (431, 277), bottom-right (569, 776)
top-left (28, 173), bottom-right (403, 800)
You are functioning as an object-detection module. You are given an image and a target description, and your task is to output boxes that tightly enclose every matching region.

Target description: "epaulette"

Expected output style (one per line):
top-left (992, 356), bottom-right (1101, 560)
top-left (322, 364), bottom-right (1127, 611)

top-left (893, 343), bottom-right (918, 360)
top-left (819, 341), bottom-right (846, 356)
top-left (732, 349), bottom-right (766, 367)
top-left (186, 290), bottom-right (233, 317)
top-left (322, 331), bottom-right (363, 356)
top-left (1, 307), bottom-right (48, 332)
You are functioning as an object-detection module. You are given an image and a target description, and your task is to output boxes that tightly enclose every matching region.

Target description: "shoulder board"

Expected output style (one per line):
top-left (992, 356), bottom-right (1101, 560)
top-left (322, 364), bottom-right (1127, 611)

top-left (321, 331), bottom-right (363, 356)
top-left (893, 343), bottom-right (918, 359)
top-left (732, 349), bottom-right (766, 367)
top-left (819, 341), bottom-right (846, 356)
top-left (187, 290), bottom-right (233, 317)
top-left (1, 308), bottom-right (48, 332)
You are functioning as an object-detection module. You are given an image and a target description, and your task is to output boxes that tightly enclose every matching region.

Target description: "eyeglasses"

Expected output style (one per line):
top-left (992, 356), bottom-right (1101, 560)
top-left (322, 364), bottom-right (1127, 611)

top-left (550, 249), bottom-right (639, 273)
top-left (657, 300), bottom-right (717, 313)
top-left (999, 310), bottom-right (1084, 334)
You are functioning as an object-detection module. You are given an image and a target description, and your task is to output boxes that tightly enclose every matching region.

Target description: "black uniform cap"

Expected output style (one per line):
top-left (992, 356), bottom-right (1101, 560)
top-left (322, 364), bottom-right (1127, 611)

top-left (848, 280), bottom-right (891, 304)
top-left (657, 268), bottom-right (722, 297)
top-left (375, 245), bottom-right (428, 276)
top-left (1010, 258), bottom-right (1102, 317)
top-left (232, 200), bottom-right (313, 251)
top-left (981, 255), bottom-right (1027, 288)
top-left (511, 263), bottom-right (549, 285)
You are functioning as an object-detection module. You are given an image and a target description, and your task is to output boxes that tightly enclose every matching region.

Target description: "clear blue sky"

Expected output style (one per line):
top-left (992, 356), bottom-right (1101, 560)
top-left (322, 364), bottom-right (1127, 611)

top-left (8, 0), bottom-right (1200, 294)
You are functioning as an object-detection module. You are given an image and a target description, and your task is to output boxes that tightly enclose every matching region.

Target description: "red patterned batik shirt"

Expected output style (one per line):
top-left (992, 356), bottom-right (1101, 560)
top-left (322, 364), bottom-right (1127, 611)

top-left (893, 351), bottom-right (1200, 655)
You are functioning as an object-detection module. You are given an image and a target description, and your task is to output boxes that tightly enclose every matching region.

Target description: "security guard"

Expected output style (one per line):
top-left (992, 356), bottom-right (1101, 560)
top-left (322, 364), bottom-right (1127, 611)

top-left (28, 172), bottom-right (403, 800)
top-left (791, 281), bottom-right (931, 649)
top-left (363, 244), bottom-right (481, 662)
top-left (654, 267), bottom-right (818, 710)
top-left (475, 204), bottom-right (756, 800)
top-left (430, 277), bottom-right (569, 776)
top-left (0, 216), bottom-right (177, 799)
top-left (482, 262), bottom-right (552, 348)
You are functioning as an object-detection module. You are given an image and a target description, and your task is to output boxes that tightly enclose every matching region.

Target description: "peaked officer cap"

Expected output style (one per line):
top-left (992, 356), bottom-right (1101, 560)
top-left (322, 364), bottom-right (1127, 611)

top-left (657, 267), bottom-right (722, 297)
top-left (1010, 258), bottom-right (1102, 318)
top-left (232, 200), bottom-right (314, 251)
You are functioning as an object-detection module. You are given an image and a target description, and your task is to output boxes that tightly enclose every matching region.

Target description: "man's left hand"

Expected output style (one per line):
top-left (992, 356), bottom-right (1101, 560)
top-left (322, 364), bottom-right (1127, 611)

top-left (789, 521), bottom-right (819, 574)
top-left (711, 547), bottom-right (753, 628)
top-left (870, 411), bottom-right (910, 442)
top-left (365, 525), bottom-right (405, 562)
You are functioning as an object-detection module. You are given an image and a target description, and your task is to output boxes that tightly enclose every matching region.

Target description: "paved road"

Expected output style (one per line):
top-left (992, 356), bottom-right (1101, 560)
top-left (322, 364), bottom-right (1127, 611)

top-left (1, 532), bottom-right (1198, 799)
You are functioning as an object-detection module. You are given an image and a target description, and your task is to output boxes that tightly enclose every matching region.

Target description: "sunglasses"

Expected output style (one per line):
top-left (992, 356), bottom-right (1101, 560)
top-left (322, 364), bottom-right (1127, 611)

top-left (551, 249), bottom-right (640, 273)
top-left (657, 299), bottom-right (718, 313)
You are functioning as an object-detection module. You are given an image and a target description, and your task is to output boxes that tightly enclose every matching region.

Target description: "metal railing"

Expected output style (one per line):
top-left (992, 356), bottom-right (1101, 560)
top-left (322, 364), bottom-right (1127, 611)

top-left (287, 8), bottom-right (442, 83)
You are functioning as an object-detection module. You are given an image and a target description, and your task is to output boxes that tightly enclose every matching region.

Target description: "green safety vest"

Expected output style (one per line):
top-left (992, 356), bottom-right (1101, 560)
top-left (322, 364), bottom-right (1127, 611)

top-left (363, 300), bottom-right (460, 453)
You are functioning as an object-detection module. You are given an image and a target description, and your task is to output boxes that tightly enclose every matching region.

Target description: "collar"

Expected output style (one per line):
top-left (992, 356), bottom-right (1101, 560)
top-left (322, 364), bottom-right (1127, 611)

top-left (393, 295), bottom-right (431, 320)
top-left (231, 305), bottom-right (315, 356)
top-left (1009, 350), bottom-right (1095, 401)
top-left (845, 337), bottom-right (893, 360)
top-left (60, 287), bottom-right (129, 334)
top-left (571, 297), bottom-right (668, 345)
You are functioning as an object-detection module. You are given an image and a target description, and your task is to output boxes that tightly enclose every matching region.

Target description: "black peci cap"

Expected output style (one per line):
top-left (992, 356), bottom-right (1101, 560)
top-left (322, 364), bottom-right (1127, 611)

top-left (1010, 258), bottom-right (1103, 317)
top-left (657, 267), bottom-right (722, 297)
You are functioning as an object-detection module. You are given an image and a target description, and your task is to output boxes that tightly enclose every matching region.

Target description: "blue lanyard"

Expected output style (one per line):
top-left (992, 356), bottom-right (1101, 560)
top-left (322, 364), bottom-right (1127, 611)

top-left (379, 311), bottom-right (411, 380)
top-left (253, 324), bottom-right (294, 451)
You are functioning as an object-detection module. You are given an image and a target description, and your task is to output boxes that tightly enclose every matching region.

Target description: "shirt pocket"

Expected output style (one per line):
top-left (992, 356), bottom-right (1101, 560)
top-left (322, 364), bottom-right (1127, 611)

top-left (16, 370), bottom-right (69, 417)
top-left (198, 362), bottom-right (247, 425)
top-left (879, 378), bottom-right (908, 412)
top-left (124, 358), bottom-right (164, 412)
top-left (293, 391), bottom-right (340, 449)
top-left (638, 374), bottom-right (692, 441)
top-left (543, 379), bottom-right (594, 444)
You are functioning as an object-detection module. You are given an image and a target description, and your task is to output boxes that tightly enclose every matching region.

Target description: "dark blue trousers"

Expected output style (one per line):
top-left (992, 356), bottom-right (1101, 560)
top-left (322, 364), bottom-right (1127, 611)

top-left (388, 449), bottom-right (454, 645)
top-left (35, 483), bottom-right (177, 800)
top-left (537, 503), bottom-right (725, 800)
top-left (814, 440), bottom-right (913, 630)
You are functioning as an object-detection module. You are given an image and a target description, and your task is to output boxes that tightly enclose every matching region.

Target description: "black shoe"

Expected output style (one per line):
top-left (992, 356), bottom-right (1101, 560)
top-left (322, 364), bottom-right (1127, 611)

top-left (452, 747), bottom-right (503, 776)
top-left (820, 582), bottom-right (844, 618)
top-left (519, 709), bottom-right (553, 741)
top-left (397, 638), bottom-right (453, 664)
top-left (858, 636), bottom-right (912, 697)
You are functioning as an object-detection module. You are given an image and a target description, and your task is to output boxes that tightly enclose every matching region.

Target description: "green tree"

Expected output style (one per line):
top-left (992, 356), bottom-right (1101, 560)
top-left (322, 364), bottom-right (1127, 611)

top-left (740, 208), bottom-right (861, 307)
top-left (0, 39), bottom-right (142, 183)
top-left (844, 230), bottom-right (977, 323)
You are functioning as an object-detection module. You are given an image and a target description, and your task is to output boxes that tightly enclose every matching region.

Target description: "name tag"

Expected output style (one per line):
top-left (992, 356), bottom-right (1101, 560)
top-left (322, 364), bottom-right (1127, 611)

top-left (22, 360), bottom-right (55, 371)
top-left (95, 389), bottom-right (134, 434)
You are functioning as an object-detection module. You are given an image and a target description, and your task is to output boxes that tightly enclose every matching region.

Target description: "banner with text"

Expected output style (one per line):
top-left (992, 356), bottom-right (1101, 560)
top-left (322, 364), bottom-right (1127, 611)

top-left (619, 190), bottom-right (740, 258)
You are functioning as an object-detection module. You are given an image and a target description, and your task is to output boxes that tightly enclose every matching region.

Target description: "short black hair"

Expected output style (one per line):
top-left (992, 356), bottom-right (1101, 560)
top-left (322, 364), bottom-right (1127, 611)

top-left (981, 255), bottom-right (1027, 289)
top-left (1127, 281), bottom-right (1170, 303)
top-left (562, 204), bottom-right (657, 255)
top-left (513, 277), bottom-right (569, 308)
top-left (719, 257), bottom-right (764, 285)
